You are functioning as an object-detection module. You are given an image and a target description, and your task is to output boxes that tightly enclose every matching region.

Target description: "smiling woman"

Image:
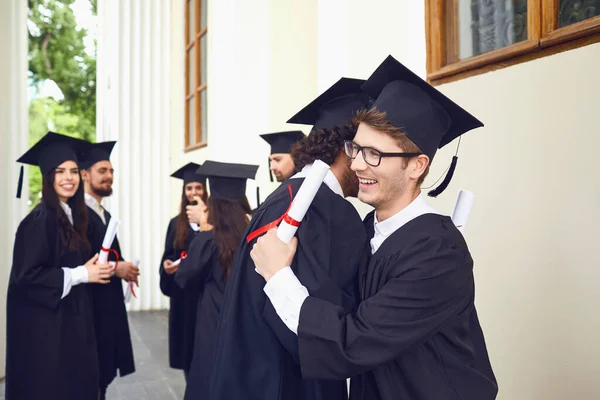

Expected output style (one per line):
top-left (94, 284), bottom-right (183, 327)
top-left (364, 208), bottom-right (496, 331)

top-left (7, 132), bottom-right (114, 400)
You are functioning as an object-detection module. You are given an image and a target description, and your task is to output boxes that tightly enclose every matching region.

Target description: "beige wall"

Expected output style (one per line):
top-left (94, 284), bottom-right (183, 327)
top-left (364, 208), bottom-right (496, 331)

top-left (437, 44), bottom-right (600, 399)
top-left (0, 0), bottom-right (29, 377)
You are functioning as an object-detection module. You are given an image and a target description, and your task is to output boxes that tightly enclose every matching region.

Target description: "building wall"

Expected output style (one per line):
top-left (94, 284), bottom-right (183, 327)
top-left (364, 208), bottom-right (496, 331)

top-left (169, 2), bottom-right (600, 398)
top-left (0, 0), bottom-right (29, 378)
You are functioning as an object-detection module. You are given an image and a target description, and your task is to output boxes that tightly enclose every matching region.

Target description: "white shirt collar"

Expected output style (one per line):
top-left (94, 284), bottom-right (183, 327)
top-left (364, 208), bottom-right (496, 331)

top-left (370, 194), bottom-right (438, 254)
top-left (290, 163), bottom-right (345, 198)
top-left (59, 201), bottom-right (74, 226)
top-left (85, 193), bottom-right (106, 224)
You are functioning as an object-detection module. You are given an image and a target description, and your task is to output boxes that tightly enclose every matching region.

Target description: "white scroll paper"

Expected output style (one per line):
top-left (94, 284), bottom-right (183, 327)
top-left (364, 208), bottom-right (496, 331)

top-left (451, 189), bottom-right (475, 234)
top-left (172, 257), bottom-right (183, 267)
top-left (98, 218), bottom-right (120, 263)
top-left (123, 257), bottom-right (140, 304)
top-left (276, 159), bottom-right (330, 243)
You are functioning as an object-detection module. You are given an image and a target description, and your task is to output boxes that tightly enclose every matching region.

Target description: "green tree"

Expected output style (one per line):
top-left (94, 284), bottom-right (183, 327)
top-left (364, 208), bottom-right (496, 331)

top-left (27, 0), bottom-right (96, 205)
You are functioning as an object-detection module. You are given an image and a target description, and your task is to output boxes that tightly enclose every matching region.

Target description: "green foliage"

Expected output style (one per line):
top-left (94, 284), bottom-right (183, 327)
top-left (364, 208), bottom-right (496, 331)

top-left (27, 0), bottom-right (96, 205)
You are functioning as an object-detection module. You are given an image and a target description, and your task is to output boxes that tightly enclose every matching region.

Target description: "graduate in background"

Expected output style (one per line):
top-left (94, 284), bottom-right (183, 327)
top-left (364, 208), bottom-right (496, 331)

top-left (260, 130), bottom-right (305, 182)
top-left (159, 162), bottom-right (208, 378)
top-left (174, 161), bottom-right (257, 400)
top-left (6, 132), bottom-right (113, 400)
top-left (80, 141), bottom-right (137, 399)
top-left (252, 56), bottom-right (498, 400)
top-left (210, 78), bottom-right (371, 400)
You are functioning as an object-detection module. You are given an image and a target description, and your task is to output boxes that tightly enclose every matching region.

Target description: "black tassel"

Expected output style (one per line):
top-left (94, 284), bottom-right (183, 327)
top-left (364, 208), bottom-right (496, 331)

top-left (16, 165), bottom-right (24, 199)
top-left (268, 157), bottom-right (273, 182)
top-left (256, 187), bottom-right (261, 208)
top-left (428, 156), bottom-right (458, 198)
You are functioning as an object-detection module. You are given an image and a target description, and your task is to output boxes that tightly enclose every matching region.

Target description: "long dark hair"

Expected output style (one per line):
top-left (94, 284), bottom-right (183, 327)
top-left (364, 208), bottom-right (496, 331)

top-left (174, 183), bottom-right (209, 250)
top-left (207, 196), bottom-right (251, 279)
top-left (41, 168), bottom-right (90, 252)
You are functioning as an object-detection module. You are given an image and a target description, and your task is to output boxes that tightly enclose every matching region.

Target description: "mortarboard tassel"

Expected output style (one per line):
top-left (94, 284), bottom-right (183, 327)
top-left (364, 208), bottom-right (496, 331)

top-left (268, 157), bottom-right (273, 182)
top-left (16, 165), bottom-right (24, 199)
top-left (428, 155), bottom-right (458, 198)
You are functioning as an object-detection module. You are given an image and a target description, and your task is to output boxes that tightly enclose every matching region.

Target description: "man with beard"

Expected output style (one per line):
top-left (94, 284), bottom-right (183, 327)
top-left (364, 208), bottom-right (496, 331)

top-left (80, 141), bottom-right (137, 399)
top-left (260, 130), bottom-right (306, 182)
top-left (210, 77), bottom-right (371, 400)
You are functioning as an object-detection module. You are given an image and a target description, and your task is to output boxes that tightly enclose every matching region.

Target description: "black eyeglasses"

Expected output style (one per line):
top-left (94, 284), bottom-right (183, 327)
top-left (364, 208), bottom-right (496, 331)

top-left (343, 141), bottom-right (422, 167)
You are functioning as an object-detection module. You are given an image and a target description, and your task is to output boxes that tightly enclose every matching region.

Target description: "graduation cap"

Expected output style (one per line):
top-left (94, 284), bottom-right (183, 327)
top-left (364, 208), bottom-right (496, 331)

top-left (259, 131), bottom-right (305, 182)
top-left (361, 55), bottom-right (483, 197)
top-left (171, 162), bottom-right (207, 186)
top-left (287, 77), bottom-right (371, 131)
top-left (196, 160), bottom-right (258, 200)
top-left (79, 141), bottom-right (117, 170)
top-left (15, 131), bottom-right (92, 198)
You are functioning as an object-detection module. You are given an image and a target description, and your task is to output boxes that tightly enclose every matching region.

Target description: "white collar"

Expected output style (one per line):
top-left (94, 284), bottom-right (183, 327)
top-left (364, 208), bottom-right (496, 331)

top-left (373, 194), bottom-right (438, 238)
top-left (59, 201), bottom-right (74, 226)
top-left (290, 163), bottom-right (345, 198)
top-left (84, 192), bottom-right (102, 210)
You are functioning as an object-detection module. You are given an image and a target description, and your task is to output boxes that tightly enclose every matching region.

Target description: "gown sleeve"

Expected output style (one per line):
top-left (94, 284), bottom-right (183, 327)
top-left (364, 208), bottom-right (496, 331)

top-left (10, 208), bottom-right (65, 309)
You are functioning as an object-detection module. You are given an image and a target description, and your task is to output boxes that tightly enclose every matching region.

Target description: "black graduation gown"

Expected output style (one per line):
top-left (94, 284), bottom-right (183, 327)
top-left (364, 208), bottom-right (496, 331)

top-left (159, 216), bottom-right (201, 371)
top-left (5, 203), bottom-right (99, 400)
top-left (174, 231), bottom-right (225, 400)
top-left (86, 206), bottom-right (135, 388)
top-left (210, 178), bottom-right (367, 400)
top-left (297, 212), bottom-right (499, 400)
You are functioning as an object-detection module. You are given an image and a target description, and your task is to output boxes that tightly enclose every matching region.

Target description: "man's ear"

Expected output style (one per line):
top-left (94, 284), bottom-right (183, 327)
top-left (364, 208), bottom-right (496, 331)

top-left (80, 169), bottom-right (90, 182)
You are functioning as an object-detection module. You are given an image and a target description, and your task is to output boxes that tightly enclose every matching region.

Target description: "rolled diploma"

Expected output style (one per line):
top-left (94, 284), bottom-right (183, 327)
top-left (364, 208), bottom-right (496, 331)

top-left (98, 218), bottom-right (121, 263)
top-left (276, 159), bottom-right (330, 243)
top-left (123, 257), bottom-right (140, 304)
top-left (451, 189), bottom-right (475, 233)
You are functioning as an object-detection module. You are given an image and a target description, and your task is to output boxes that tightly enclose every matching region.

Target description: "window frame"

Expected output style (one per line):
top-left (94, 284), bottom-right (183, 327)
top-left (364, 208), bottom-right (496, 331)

top-left (426, 0), bottom-right (600, 85)
top-left (184, 0), bottom-right (208, 152)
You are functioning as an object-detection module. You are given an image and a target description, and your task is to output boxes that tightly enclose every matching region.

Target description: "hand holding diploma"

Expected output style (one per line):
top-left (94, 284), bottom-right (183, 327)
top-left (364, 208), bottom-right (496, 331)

top-left (124, 257), bottom-right (140, 303)
top-left (85, 253), bottom-right (113, 284)
top-left (251, 228), bottom-right (299, 282)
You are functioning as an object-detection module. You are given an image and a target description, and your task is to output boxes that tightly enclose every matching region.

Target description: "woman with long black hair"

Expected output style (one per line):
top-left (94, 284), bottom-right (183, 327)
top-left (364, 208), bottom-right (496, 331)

top-left (159, 162), bottom-right (209, 377)
top-left (6, 132), bottom-right (113, 400)
top-left (174, 160), bottom-right (257, 399)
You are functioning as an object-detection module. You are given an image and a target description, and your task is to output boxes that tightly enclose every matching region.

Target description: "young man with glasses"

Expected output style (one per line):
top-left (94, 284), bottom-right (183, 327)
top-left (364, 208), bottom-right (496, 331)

top-left (250, 56), bottom-right (498, 400)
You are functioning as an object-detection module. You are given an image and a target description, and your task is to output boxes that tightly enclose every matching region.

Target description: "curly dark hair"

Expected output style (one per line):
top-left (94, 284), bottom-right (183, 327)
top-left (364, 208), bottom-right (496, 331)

top-left (291, 123), bottom-right (357, 169)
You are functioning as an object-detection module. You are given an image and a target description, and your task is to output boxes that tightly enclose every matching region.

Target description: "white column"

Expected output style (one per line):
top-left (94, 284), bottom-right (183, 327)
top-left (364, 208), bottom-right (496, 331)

top-left (0, 0), bottom-right (29, 378)
top-left (97, 0), bottom-right (172, 310)
top-left (317, 0), bottom-right (350, 91)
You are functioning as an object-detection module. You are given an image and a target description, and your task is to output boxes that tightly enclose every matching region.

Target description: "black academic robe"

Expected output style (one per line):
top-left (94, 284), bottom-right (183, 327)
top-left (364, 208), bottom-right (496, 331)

top-left (210, 178), bottom-right (367, 400)
top-left (86, 206), bottom-right (135, 388)
top-left (159, 217), bottom-right (200, 371)
top-left (174, 231), bottom-right (225, 400)
top-left (5, 203), bottom-right (99, 400)
top-left (297, 212), bottom-right (499, 400)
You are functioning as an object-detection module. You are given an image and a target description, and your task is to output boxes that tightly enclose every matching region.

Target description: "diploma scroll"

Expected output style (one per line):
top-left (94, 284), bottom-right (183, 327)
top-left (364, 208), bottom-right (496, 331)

top-left (99, 218), bottom-right (120, 264)
top-left (172, 251), bottom-right (188, 267)
top-left (451, 189), bottom-right (475, 234)
top-left (123, 257), bottom-right (140, 304)
top-left (276, 159), bottom-right (330, 243)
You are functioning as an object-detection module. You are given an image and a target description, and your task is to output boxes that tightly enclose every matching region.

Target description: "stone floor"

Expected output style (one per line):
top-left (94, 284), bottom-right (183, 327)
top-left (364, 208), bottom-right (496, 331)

top-left (1, 310), bottom-right (186, 400)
